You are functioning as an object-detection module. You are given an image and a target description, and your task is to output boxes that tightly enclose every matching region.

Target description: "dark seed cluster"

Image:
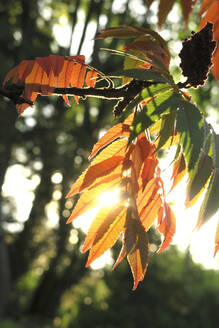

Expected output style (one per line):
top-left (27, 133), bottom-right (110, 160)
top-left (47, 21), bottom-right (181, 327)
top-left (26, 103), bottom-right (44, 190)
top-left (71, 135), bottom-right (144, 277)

top-left (179, 22), bottom-right (216, 88)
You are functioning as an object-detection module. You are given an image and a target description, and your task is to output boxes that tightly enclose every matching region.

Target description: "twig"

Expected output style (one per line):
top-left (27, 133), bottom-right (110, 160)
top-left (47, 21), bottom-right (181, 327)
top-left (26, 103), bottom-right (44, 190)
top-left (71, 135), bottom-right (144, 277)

top-left (0, 79), bottom-right (159, 115)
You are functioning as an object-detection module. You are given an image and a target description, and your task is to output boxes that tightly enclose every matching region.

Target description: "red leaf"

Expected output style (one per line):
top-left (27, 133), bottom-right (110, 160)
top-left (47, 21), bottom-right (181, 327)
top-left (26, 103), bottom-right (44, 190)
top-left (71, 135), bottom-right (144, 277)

top-left (158, 0), bottom-right (175, 29)
top-left (180, 0), bottom-right (197, 25)
top-left (157, 202), bottom-right (176, 253)
top-left (146, 0), bottom-right (155, 8)
top-left (67, 55), bottom-right (85, 65)
top-left (49, 54), bottom-right (65, 76)
top-left (36, 56), bottom-right (53, 77)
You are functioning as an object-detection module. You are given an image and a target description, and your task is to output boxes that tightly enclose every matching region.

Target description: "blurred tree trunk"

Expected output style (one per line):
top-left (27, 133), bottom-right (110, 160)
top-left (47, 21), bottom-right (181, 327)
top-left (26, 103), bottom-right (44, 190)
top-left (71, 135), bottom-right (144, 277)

top-left (0, 106), bottom-right (17, 315)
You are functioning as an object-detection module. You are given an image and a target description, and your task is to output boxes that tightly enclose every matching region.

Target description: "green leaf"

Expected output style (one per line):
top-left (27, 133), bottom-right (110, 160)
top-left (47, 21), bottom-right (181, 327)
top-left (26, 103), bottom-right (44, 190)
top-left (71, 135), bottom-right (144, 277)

top-left (129, 90), bottom-right (181, 142)
top-left (196, 168), bottom-right (219, 229)
top-left (176, 100), bottom-right (204, 174)
top-left (141, 83), bottom-right (172, 99)
top-left (212, 128), bottom-right (219, 169)
top-left (156, 111), bottom-right (176, 151)
top-left (186, 119), bottom-right (213, 206)
top-left (115, 68), bottom-right (171, 84)
top-left (185, 151), bottom-right (212, 207)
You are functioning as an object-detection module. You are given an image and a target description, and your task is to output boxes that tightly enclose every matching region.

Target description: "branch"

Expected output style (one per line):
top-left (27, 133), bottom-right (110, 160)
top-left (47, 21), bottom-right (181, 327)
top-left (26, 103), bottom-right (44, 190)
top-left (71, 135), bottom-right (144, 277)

top-left (0, 79), bottom-right (158, 116)
top-left (0, 86), bottom-right (34, 106)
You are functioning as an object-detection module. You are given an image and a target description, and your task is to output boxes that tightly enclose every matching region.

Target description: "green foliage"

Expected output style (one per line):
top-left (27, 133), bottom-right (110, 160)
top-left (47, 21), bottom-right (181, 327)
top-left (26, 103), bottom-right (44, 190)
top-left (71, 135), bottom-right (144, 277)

top-left (0, 0), bottom-right (219, 325)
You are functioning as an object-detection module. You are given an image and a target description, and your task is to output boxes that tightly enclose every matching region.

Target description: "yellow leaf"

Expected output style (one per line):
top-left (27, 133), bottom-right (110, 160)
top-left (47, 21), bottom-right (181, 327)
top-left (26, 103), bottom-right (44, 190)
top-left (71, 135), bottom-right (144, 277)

top-left (85, 207), bottom-right (126, 266)
top-left (125, 216), bottom-right (149, 290)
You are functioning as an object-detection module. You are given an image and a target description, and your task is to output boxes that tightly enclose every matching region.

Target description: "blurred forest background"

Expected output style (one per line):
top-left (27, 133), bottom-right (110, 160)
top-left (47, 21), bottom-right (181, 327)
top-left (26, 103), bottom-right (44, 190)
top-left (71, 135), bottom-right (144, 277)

top-left (0, 0), bottom-right (219, 327)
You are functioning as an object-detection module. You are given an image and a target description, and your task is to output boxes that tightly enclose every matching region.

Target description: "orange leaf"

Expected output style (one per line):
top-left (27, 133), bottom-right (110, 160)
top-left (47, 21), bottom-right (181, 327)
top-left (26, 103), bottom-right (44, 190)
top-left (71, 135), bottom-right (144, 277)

top-left (66, 180), bottom-right (119, 224)
top-left (214, 220), bottom-right (219, 257)
top-left (141, 157), bottom-right (158, 189)
top-left (130, 133), bottom-right (156, 193)
top-left (88, 113), bottom-right (135, 161)
top-left (199, 0), bottom-right (218, 15)
top-left (89, 123), bottom-right (130, 160)
top-left (199, 1), bottom-right (219, 30)
top-left (25, 62), bottom-right (44, 86)
top-left (84, 206), bottom-right (126, 266)
top-left (125, 216), bottom-right (149, 290)
top-left (18, 60), bottom-right (35, 83)
top-left (140, 194), bottom-right (162, 231)
top-left (66, 138), bottom-right (128, 197)
top-left (212, 46), bottom-right (219, 80)
top-left (3, 54), bottom-right (99, 114)
top-left (170, 153), bottom-right (187, 191)
top-left (136, 178), bottom-right (160, 214)
top-left (113, 239), bottom-right (127, 269)
top-left (157, 202), bottom-right (176, 253)
top-left (85, 70), bottom-right (98, 88)
top-left (68, 157), bottom-right (124, 197)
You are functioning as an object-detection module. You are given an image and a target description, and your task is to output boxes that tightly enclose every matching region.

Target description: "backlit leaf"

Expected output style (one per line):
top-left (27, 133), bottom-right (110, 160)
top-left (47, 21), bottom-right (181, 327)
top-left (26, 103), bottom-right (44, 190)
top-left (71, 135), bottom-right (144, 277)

top-left (66, 180), bottom-right (119, 223)
top-left (155, 111), bottom-right (177, 151)
top-left (140, 194), bottom-right (162, 231)
top-left (185, 152), bottom-right (212, 207)
top-left (3, 55), bottom-right (98, 114)
top-left (212, 129), bottom-right (219, 169)
top-left (214, 220), bottom-right (219, 257)
top-left (115, 68), bottom-right (171, 84)
top-left (196, 168), bottom-right (219, 229)
top-left (176, 100), bottom-right (204, 174)
top-left (170, 152), bottom-right (187, 191)
top-left (212, 46), bottom-right (219, 80)
top-left (82, 206), bottom-right (123, 253)
top-left (113, 239), bottom-right (127, 269)
top-left (199, 1), bottom-right (219, 29)
top-left (85, 206), bottom-right (126, 266)
top-left (136, 178), bottom-right (160, 214)
top-left (130, 90), bottom-right (180, 141)
top-left (157, 202), bottom-right (176, 253)
top-left (88, 123), bottom-right (130, 160)
top-left (125, 216), bottom-right (149, 290)
top-left (66, 138), bottom-right (128, 197)
top-left (200, 0), bottom-right (216, 15)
